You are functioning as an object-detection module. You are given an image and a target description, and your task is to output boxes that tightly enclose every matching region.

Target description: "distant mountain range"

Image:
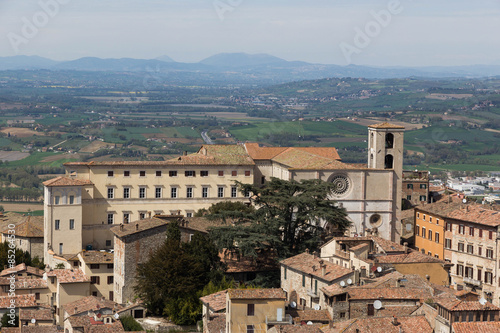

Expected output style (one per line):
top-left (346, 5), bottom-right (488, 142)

top-left (1, 53), bottom-right (500, 83)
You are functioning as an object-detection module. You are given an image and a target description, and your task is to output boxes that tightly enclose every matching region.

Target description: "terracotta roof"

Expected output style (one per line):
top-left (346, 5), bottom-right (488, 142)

top-left (64, 296), bottom-right (122, 316)
top-left (88, 320), bottom-right (125, 333)
top-left (19, 308), bottom-right (54, 321)
top-left (245, 143), bottom-right (289, 160)
top-left (46, 269), bottom-right (90, 284)
top-left (0, 277), bottom-right (47, 290)
top-left (346, 287), bottom-right (431, 301)
top-left (0, 263), bottom-right (44, 277)
top-left (452, 321), bottom-right (500, 333)
top-left (1, 215), bottom-right (43, 238)
top-left (368, 122), bottom-right (405, 129)
top-left (371, 236), bottom-right (406, 253)
top-left (200, 290), bottom-right (227, 312)
top-left (292, 309), bottom-right (332, 322)
top-left (110, 217), bottom-right (167, 238)
top-left (341, 315), bottom-right (432, 333)
top-left (227, 288), bottom-right (286, 300)
top-left (80, 251), bottom-right (114, 264)
top-left (0, 294), bottom-right (37, 308)
top-left (437, 299), bottom-right (500, 311)
top-left (269, 325), bottom-right (323, 333)
top-left (401, 209), bottom-right (415, 220)
top-left (281, 253), bottom-right (353, 283)
top-left (207, 314), bottom-right (226, 333)
top-left (22, 326), bottom-right (60, 333)
top-left (417, 201), bottom-right (500, 227)
top-left (0, 328), bottom-right (20, 333)
top-left (375, 250), bottom-right (445, 264)
top-left (43, 176), bottom-right (93, 187)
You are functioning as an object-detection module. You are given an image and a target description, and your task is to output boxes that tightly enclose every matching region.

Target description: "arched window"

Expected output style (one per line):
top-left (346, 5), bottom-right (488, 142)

top-left (385, 133), bottom-right (394, 148)
top-left (385, 154), bottom-right (393, 169)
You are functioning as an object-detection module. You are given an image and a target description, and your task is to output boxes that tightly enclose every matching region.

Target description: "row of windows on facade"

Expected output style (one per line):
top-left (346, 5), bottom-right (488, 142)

top-left (455, 264), bottom-right (496, 285)
top-left (106, 186), bottom-right (248, 199)
top-left (106, 170), bottom-right (252, 177)
top-left (439, 306), bottom-right (497, 323)
top-left (417, 215), bottom-right (496, 239)
top-left (406, 184), bottom-right (427, 189)
top-left (407, 195), bottom-right (427, 201)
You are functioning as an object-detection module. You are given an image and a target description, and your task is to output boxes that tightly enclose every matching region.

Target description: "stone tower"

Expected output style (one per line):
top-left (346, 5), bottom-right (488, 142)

top-left (368, 122), bottom-right (405, 243)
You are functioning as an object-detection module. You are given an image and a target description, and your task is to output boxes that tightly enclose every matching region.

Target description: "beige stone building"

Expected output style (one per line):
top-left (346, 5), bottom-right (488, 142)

top-left (43, 123), bottom-right (405, 267)
top-left (0, 216), bottom-right (44, 259)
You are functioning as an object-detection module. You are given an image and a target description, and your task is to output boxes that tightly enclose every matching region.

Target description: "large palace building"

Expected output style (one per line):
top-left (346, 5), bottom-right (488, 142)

top-left (43, 122), bottom-right (404, 266)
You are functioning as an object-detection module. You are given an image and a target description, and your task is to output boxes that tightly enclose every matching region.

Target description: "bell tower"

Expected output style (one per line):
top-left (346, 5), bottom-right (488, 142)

top-left (367, 122), bottom-right (405, 242)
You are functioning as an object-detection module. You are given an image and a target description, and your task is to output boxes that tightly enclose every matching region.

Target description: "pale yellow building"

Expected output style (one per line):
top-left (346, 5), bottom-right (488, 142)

top-left (43, 123), bottom-right (405, 267)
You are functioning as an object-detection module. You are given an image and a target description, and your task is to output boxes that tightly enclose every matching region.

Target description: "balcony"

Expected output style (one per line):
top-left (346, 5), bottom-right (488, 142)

top-left (307, 289), bottom-right (319, 298)
top-left (266, 314), bottom-right (293, 325)
top-left (464, 277), bottom-right (482, 287)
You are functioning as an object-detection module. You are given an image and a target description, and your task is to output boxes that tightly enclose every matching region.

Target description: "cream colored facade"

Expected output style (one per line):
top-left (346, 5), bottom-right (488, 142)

top-left (43, 123), bottom-right (405, 266)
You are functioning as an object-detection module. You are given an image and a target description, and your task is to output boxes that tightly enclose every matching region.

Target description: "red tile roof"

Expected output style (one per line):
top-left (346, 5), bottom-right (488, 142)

top-left (281, 253), bottom-right (353, 283)
top-left (368, 122), bottom-right (405, 129)
top-left (0, 277), bottom-right (47, 290)
top-left (375, 250), bottom-right (445, 264)
top-left (46, 269), bottom-right (90, 284)
top-left (346, 287), bottom-right (431, 301)
top-left (452, 321), bottom-right (500, 333)
top-left (0, 294), bottom-right (37, 309)
top-left (437, 299), bottom-right (500, 311)
top-left (417, 201), bottom-right (500, 227)
top-left (200, 290), bottom-right (227, 312)
top-left (80, 251), bottom-right (114, 264)
top-left (43, 176), bottom-right (93, 187)
top-left (1, 216), bottom-right (43, 238)
top-left (341, 315), bottom-right (432, 333)
top-left (64, 296), bottom-right (122, 316)
top-left (227, 288), bottom-right (286, 300)
top-left (19, 308), bottom-right (54, 321)
top-left (371, 236), bottom-right (406, 253)
top-left (0, 263), bottom-right (44, 277)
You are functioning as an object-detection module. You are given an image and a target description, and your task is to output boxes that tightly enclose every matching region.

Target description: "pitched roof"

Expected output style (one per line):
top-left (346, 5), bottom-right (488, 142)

top-left (80, 251), bottom-right (114, 264)
top-left (43, 176), bottom-right (93, 187)
top-left (0, 263), bottom-right (44, 277)
top-left (371, 236), bottom-right (406, 253)
top-left (1, 215), bottom-right (43, 238)
top-left (46, 269), bottom-right (90, 284)
top-left (346, 287), bottom-right (431, 301)
top-left (417, 201), bottom-right (500, 227)
top-left (200, 290), bottom-right (227, 312)
top-left (374, 250), bottom-right (445, 264)
top-left (452, 321), bottom-right (500, 333)
top-left (269, 325), bottom-right (324, 333)
top-left (227, 288), bottom-right (286, 300)
top-left (341, 315), bottom-right (432, 333)
top-left (0, 277), bottom-right (47, 290)
top-left (19, 308), bottom-right (54, 321)
top-left (437, 299), bottom-right (500, 311)
top-left (281, 253), bottom-right (353, 283)
top-left (110, 217), bottom-right (167, 238)
top-left (64, 296), bottom-right (122, 316)
top-left (22, 326), bottom-right (60, 333)
top-left (368, 122), bottom-right (405, 129)
top-left (207, 314), bottom-right (226, 333)
top-left (0, 294), bottom-right (37, 309)
top-left (291, 309), bottom-right (332, 322)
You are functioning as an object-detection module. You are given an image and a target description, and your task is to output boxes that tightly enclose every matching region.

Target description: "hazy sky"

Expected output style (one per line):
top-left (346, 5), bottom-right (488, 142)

top-left (0, 0), bottom-right (499, 66)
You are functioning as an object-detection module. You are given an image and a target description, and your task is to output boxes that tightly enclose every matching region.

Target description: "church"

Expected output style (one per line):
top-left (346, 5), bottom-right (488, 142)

top-left (43, 122), bottom-right (404, 266)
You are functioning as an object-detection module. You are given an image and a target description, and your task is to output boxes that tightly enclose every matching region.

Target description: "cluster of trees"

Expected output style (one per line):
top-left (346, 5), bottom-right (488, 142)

top-left (0, 242), bottom-right (45, 270)
top-left (0, 188), bottom-right (41, 202)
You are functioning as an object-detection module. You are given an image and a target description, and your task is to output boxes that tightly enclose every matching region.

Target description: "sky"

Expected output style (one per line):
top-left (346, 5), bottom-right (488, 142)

top-left (0, 0), bottom-right (499, 67)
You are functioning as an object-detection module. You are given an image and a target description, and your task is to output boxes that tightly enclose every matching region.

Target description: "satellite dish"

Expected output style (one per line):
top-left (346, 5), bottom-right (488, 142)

top-left (290, 301), bottom-right (297, 308)
top-left (314, 304), bottom-right (320, 310)
top-left (479, 298), bottom-right (487, 305)
top-left (340, 281), bottom-right (346, 287)
top-left (374, 300), bottom-right (382, 310)
top-left (347, 278), bottom-right (353, 285)
top-left (31, 319), bottom-right (36, 324)
top-left (113, 313), bottom-right (119, 319)
top-left (307, 321), bottom-right (313, 325)
top-left (463, 198), bottom-right (467, 204)
top-left (377, 266), bottom-right (382, 273)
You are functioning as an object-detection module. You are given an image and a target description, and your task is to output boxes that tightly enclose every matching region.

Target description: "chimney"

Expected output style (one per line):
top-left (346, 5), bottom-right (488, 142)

top-left (313, 251), bottom-right (319, 259)
top-left (396, 279), bottom-right (401, 288)
top-left (305, 248), bottom-right (310, 254)
top-left (120, 224), bottom-right (123, 231)
top-left (183, 151), bottom-right (187, 156)
top-left (392, 316), bottom-right (399, 326)
top-left (322, 265), bottom-right (326, 277)
top-left (135, 224), bottom-right (139, 231)
top-left (74, 307), bottom-right (78, 313)
top-left (312, 265), bottom-right (316, 272)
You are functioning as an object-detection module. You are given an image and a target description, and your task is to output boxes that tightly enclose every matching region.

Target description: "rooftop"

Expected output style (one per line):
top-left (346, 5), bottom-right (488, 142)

top-left (0, 263), bottom-right (44, 277)
top-left (227, 288), bottom-right (286, 300)
top-left (374, 250), bottom-right (445, 264)
top-left (346, 287), bottom-right (431, 301)
top-left (0, 215), bottom-right (43, 238)
top-left (45, 269), bottom-right (90, 284)
top-left (110, 217), bottom-right (167, 238)
top-left (417, 200), bottom-right (500, 227)
top-left (437, 299), bottom-right (500, 311)
top-left (199, 290), bottom-right (227, 312)
top-left (368, 122), bottom-right (405, 129)
top-left (79, 251), bottom-right (114, 264)
top-left (452, 321), bottom-right (500, 333)
top-left (19, 308), bottom-right (54, 321)
top-left (340, 315), bottom-right (432, 333)
top-left (43, 176), bottom-right (93, 187)
top-left (0, 277), bottom-right (47, 290)
top-left (0, 294), bottom-right (37, 309)
top-left (64, 296), bottom-right (122, 316)
top-left (281, 253), bottom-right (353, 283)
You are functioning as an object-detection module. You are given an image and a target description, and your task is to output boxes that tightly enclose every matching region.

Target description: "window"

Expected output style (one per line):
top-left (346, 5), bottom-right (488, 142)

top-left (90, 264), bottom-right (100, 269)
top-left (284, 267), bottom-right (287, 280)
top-left (407, 184), bottom-right (413, 189)
top-left (421, 249), bottom-right (425, 254)
top-left (458, 243), bottom-right (464, 252)
top-left (231, 186), bottom-right (237, 198)
top-left (55, 196), bottom-right (60, 204)
top-left (218, 170), bottom-right (224, 176)
top-left (139, 187), bottom-right (146, 199)
top-left (155, 187), bottom-right (162, 198)
top-left (124, 170), bottom-right (130, 177)
top-left (420, 195), bottom-right (427, 201)
top-left (407, 195), bottom-right (412, 200)
top-left (69, 195), bottom-right (74, 204)
top-left (107, 276), bottom-right (113, 284)
top-left (245, 170), bottom-right (251, 177)
top-left (186, 212), bottom-right (193, 218)
top-left (200, 171), bottom-right (208, 177)
top-left (367, 304), bottom-right (375, 316)
top-left (385, 133), bottom-right (394, 148)
top-left (202, 187), bottom-right (208, 198)
top-left (69, 219), bottom-right (75, 230)
top-left (218, 186), bottom-right (224, 198)
top-left (247, 304), bottom-right (254, 316)
top-left (247, 325), bottom-right (254, 333)
top-left (73, 261), bottom-right (79, 267)
top-left (59, 243), bottom-right (63, 254)
top-left (469, 227), bottom-right (474, 236)
top-left (139, 213), bottom-right (145, 220)
top-left (417, 212), bottom-right (420, 218)
top-left (169, 171), bottom-right (177, 177)
top-left (489, 231), bottom-right (493, 240)
top-left (457, 264), bottom-right (464, 276)
top-left (416, 225), bottom-right (420, 236)
top-left (420, 184), bottom-right (427, 189)
top-left (428, 230), bottom-right (432, 241)
top-left (91, 276), bottom-right (100, 285)
top-left (445, 238), bottom-right (452, 249)
top-left (107, 264), bottom-right (113, 269)
top-left (429, 217), bottom-right (433, 223)
top-left (55, 220), bottom-right (60, 230)
top-left (302, 275), bottom-right (305, 287)
top-left (479, 229), bottom-right (483, 238)
top-left (435, 254), bottom-right (439, 258)
top-left (340, 312), bottom-right (346, 318)
top-left (107, 213), bottom-right (114, 224)
top-left (244, 190), bottom-right (250, 198)
top-left (171, 187), bottom-right (177, 198)
top-left (35, 292), bottom-right (40, 300)
top-left (435, 232), bottom-right (439, 243)
top-left (106, 240), bottom-right (111, 247)
top-left (422, 227), bottom-right (426, 239)
top-left (156, 171), bottom-right (162, 177)
top-left (108, 171), bottom-right (114, 177)
top-left (123, 213), bottom-right (130, 224)
top-left (231, 170), bottom-right (237, 176)
top-left (436, 218), bottom-right (439, 225)
top-left (467, 244), bottom-right (474, 254)
top-left (92, 291), bottom-right (98, 297)
top-left (423, 214), bottom-right (426, 221)
top-left (485, 272), bottom-right (493, 284)
top-left (459, 225), bottom-right (465, 234)
top-left (428, 251), bottom-right (432, 256)
top-left (185, 171), bottom-right (195, 177)
top-left (123, 187), bottom-right (130, 199)
top-left (107, 187), bottom-right (114, 199)
top-left (186, 187), bottom-right (193, 198)
top-left (139, 171), bottom-right (146, 177)
top-left (384, 154), bottom-right (393, 169)
top-left (486, 249), bottom-right (494, 259)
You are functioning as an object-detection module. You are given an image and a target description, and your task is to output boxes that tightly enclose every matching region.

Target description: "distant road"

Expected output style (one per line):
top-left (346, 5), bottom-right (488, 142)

top-left (201, 131), bottom-right (214, 145)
